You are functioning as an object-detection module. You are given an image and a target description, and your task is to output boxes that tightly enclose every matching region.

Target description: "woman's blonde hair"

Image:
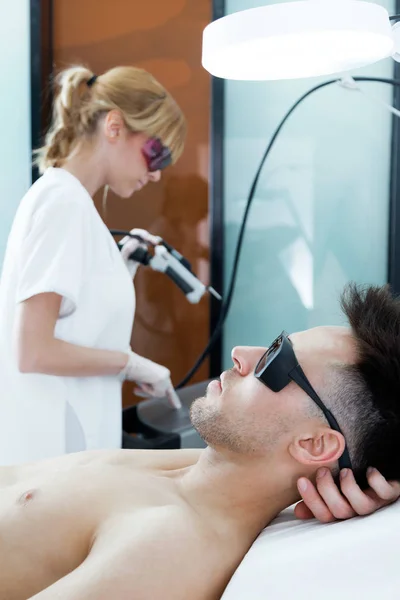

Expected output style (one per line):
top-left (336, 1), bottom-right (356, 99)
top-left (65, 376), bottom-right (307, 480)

top-left (35, 65), bottom-right (186, 174)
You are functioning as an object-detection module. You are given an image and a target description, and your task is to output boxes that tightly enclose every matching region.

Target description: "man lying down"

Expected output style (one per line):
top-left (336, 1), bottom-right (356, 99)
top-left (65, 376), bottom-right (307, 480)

top-left (2, 283), bottom-right (400, 600)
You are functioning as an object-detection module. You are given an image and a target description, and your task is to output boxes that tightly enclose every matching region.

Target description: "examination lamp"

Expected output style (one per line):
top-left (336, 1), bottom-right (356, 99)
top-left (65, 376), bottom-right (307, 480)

top-left (202, 0), bottom-right (400, 80)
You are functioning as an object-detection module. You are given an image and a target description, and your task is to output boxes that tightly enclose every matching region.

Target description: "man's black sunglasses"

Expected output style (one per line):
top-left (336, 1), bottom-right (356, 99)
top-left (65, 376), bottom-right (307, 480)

top-left (254, 331), bottom-right (352, 471)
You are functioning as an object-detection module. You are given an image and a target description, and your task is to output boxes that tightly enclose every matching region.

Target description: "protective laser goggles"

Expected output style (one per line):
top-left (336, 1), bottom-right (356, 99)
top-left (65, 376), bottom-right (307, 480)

top-left (254, 331), bottom-right (352, 471)
top-left (142, 137), bottom-right (172, 172)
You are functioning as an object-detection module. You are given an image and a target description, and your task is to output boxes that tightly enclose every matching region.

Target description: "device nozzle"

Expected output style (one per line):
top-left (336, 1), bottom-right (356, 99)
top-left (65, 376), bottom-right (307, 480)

top-left (208, 286), bottom-right (222, 301)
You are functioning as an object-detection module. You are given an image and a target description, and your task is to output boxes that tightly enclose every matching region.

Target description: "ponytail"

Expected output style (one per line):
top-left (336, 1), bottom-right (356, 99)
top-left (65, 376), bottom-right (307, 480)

top-left (34, 64), bottom-right (186, 175)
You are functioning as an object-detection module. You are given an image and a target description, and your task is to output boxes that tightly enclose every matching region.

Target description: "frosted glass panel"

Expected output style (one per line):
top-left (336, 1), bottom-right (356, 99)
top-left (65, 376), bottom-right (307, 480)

top-left (223, 0), bottom-right (395, 367)
top-left (0, 0), bottom-right (31, 265)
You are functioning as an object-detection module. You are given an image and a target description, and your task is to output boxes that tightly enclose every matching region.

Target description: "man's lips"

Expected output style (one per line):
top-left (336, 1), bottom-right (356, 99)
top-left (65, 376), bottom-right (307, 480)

top-left (208, 379), bottom-right (222, 393)
top-left (220, 369), bottom-right (241, 391)
top-left (208, 370), bottom-right (235, 395)
top-left (220, 371), bottom-right (226, 389)
top-left (220, 370), bottom-right (234, 390)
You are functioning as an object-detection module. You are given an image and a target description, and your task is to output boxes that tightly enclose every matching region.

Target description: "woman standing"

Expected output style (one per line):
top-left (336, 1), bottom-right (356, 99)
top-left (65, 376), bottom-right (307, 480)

top-left (0, 65), bottom-right (186, 464)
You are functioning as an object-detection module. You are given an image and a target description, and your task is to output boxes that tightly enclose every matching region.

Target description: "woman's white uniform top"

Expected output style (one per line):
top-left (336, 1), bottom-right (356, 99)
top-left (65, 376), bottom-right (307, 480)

top-left (0, 168), bottom-right (135, 465)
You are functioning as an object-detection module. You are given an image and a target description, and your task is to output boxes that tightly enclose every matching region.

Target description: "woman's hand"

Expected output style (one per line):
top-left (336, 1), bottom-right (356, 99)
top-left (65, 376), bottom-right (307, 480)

top-left (120, 228), bottom-right (161, 279)
top-left (295, 467), bottom-right (400, 523)
top-left (120, 349), bottom-right (172, 398)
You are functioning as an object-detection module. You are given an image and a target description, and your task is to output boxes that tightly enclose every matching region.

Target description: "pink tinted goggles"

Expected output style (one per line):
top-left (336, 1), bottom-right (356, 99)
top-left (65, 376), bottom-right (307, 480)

top-left (142, 137), bottom-right (172, 172)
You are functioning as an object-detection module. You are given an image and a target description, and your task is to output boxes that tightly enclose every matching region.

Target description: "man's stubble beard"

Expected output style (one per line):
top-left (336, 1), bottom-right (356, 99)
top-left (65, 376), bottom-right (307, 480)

top-left (190, 395), bottom-right (262, 454)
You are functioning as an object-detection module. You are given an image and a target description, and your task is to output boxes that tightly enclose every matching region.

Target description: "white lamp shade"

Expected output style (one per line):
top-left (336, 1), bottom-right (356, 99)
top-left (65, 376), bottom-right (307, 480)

top-left (202, 0), bottom-right (395, 80)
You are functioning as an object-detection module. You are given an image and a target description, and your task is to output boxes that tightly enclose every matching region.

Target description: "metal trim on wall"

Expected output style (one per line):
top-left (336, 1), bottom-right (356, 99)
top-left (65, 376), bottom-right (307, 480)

top-left (389, 1), bottom-right (400, 292)
top-left (30, 0), bottom-right (53, 184)
top-left (209, 0), bottom-right (225, 377)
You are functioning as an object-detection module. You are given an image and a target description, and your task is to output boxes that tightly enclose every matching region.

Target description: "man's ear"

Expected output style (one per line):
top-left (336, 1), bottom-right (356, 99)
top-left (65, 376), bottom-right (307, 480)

top-left (288, 427), bottom-right (346, 467)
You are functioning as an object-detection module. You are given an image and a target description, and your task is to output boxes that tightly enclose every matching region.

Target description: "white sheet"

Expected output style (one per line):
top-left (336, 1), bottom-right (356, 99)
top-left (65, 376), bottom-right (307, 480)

top-left (222, 501), bottom-right (400, 599)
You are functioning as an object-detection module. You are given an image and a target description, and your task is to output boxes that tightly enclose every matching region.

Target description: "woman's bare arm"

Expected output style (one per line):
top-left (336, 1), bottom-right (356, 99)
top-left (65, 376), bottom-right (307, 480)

top-left (15, 292), bottom-right (129, 377)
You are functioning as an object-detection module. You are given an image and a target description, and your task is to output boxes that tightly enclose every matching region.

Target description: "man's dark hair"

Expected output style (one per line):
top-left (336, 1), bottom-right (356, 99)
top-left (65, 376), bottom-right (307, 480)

top-left (337, 283), bottom-right (400, 487)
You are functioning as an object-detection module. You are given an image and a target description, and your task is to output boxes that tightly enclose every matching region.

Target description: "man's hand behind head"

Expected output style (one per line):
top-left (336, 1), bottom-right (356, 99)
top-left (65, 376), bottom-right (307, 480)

top-left (295, 467), bottom-right (400, 523)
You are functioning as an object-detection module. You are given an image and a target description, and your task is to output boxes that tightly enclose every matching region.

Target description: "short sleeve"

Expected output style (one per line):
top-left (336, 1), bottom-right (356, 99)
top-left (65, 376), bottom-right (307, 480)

top-left (16, 195), bottom-right (91, 317)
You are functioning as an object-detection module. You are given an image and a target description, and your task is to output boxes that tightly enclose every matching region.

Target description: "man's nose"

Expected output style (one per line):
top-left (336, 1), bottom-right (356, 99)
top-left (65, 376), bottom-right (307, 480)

top-left (148, 170), bottom-right (161, 182)
top-left (231, 346), bottom-right (266, 376)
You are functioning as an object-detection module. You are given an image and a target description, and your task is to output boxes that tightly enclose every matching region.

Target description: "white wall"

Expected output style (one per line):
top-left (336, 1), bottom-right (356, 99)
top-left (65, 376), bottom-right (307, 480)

top-left (0, 0), bottom-right (31, 265)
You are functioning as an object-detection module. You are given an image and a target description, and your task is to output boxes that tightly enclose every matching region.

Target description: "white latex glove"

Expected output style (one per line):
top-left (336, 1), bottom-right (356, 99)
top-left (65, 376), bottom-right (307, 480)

top-left (120, 349), bottom-right (171, 398)
top-left (120, 228), bottom-right (162, 279)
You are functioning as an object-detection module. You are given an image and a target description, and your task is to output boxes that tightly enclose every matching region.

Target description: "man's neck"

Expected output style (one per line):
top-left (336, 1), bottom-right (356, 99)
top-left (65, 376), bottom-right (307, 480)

top-left (177, 447), bottom-right (299, 538)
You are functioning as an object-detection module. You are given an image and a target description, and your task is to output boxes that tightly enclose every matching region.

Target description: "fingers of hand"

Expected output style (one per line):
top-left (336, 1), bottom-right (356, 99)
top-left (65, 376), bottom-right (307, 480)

top-left (141, 382), bottom-right (153, 391)
top-left (137, 382), bottom-right (166, 398)
top-left (129, 229), bottom-right (161, 245)
top-left (133, 371), bottom-right (171, 399)
top-left (133, 388), bottom-right (150, 398)
top-left (133, 383), bottom-right (152, 397)
top-left (293, 500), bottom-right (314, 520)
top-left (338, 469), bottom-right (379, 516)
top-left (120, 238), bottom-right (139, 259)
top-left (366, 468), bottom-right (400, 503)
top-left (121, 240), bottom-right (148, 263)
top-left (313, 468), bottom-right (358, 520)
top-left (296, 476), bottom-right (336, 523)
top-left (296, 469), bottom-right (400, 524)
top-left (151, 379), bottom-right (171, 397)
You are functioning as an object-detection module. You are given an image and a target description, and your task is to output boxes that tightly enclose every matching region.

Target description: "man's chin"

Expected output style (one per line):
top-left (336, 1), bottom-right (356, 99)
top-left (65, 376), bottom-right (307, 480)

top-left (189, 396), bottom-right (223, 445)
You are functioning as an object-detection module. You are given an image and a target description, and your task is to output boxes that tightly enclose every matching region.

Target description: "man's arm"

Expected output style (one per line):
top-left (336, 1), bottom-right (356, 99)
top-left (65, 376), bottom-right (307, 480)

top-left (27, 548), bottom-right (132, 600)
top-left (28, 509), bottom-right (215, 600)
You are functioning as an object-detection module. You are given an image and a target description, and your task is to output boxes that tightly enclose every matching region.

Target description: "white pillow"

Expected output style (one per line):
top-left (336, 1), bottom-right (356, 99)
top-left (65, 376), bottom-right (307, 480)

top-left (222, 501), bottom-right (400, 599)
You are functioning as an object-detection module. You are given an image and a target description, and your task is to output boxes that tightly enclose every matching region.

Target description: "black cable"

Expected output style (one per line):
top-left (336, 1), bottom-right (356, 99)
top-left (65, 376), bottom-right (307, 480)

top-left (389, 14), bottom-right (400, 21)
top-left (109, 229), bottom-right (133, 237)
top-left (109, 230), bottom-right (150, 248)
top-left (175, 76), bottom-right (400, 389)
